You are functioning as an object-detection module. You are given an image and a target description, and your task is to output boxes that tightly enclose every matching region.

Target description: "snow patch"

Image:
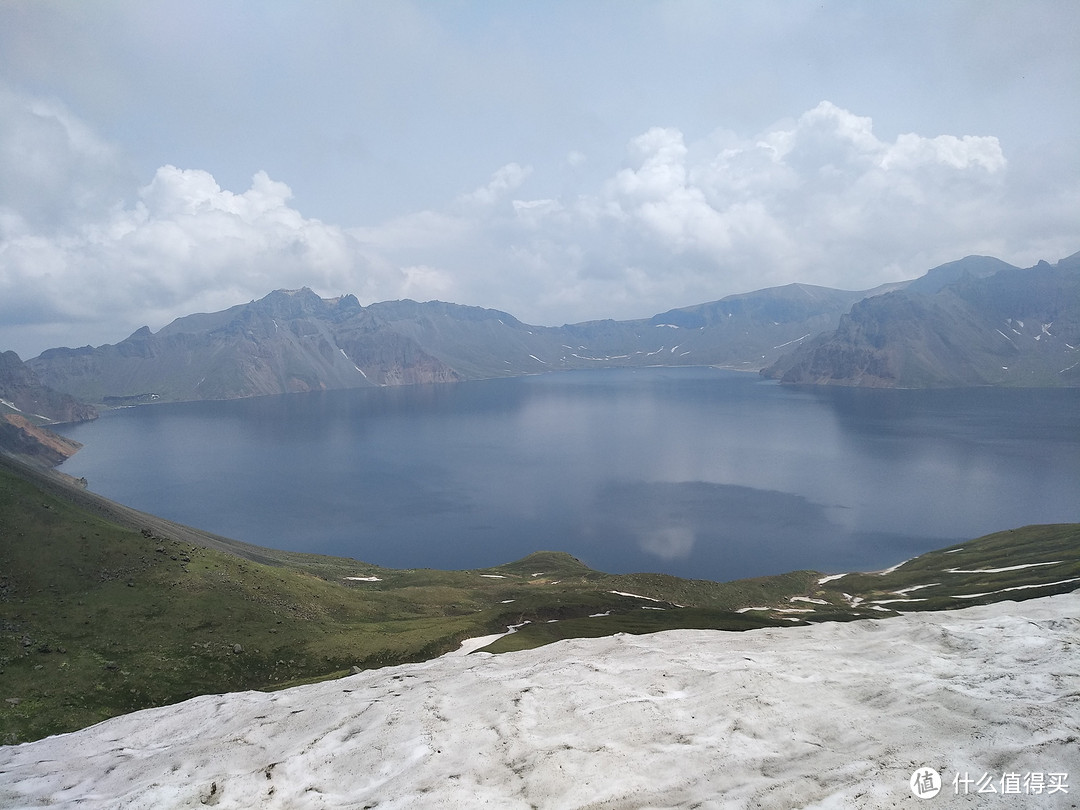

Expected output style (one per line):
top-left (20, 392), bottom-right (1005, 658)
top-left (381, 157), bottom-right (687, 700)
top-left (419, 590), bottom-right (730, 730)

top-left (3, 595), bottom-right (1078, 809)
top-left (773, 334), bottom-right (811, 350)
top-left (817, 573), bottom-right (846, 584)
top-left (892, 583), bottom-right (939, 595)
top-left (608, 590), bottom-right (683, 607)
top-left (875, 559), bottom-right (912, 575)
top-left (952, 577), bottom-right (1080, 599)
top-left (946, 561), bottom-right (1062, 574)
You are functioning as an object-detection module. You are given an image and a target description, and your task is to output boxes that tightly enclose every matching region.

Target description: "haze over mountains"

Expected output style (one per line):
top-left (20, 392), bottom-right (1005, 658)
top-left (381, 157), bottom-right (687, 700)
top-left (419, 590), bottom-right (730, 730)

top-left (19, 251), bottom-right (1080, 406)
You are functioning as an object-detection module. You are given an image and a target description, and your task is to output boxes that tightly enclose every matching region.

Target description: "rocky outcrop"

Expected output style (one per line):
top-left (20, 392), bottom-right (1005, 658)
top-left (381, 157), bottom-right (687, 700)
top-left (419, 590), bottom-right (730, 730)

top-left (0, 414), bottom-right (83, 466)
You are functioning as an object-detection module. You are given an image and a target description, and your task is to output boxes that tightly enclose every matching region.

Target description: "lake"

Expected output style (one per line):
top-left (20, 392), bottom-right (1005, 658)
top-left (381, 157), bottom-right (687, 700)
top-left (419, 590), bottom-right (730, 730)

top-left (54, 367), bottom-right (1080, 582)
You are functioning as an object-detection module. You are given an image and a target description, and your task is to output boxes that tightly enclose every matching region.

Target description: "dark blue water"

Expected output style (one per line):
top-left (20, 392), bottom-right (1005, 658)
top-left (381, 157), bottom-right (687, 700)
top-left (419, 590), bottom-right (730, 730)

top-left (55, 368), bottom-right (1080, 581)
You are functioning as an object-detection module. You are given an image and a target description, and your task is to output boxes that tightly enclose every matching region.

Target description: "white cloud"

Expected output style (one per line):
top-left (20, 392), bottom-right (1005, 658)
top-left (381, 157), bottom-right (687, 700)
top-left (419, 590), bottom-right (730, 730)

top-left (458, 163), bottom-right (532, 207)
top-left (0, 92), bottom-right (399, 353)
top-left (564, 100), bottom-right (1017, 296)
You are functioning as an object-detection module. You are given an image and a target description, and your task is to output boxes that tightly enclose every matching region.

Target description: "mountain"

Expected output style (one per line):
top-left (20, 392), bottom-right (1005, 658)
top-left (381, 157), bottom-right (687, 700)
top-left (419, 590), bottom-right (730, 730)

top-left (26, 251), bottom-right (1079, 403)
top-left (28, 282), bottom-right (896, 405)
top-left (764, 253), bottom-right (1080, 387)
top-left (26, 290), bottom-right (457, 404)
top-left (902, 254), bottom-right (1020, 295)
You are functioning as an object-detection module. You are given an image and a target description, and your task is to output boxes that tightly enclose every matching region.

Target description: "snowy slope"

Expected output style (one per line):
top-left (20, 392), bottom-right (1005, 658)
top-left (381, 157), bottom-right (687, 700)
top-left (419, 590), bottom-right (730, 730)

top-left (2, 593), bottom-right (1078, 809)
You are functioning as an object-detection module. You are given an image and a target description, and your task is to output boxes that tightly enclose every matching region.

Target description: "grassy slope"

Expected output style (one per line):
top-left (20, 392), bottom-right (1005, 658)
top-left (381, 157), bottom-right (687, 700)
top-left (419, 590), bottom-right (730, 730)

top-left (1, 454), bottom-right (1077, 744)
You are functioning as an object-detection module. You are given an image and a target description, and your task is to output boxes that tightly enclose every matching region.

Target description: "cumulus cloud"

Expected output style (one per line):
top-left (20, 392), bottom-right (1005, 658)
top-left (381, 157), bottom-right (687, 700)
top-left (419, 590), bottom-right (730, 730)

top-left (0, 92), bottom-right (399, 354)
top-left (592, 101), bottom-right (1011, 290)
top-left (460, 100), bottom-right (1031, 320)
top-left (1, 91), bottom-right (1077, 358)
top-left (653, 105), bottom-right (1016, 289)
top-left (99, 166), bottom-right (371, 310)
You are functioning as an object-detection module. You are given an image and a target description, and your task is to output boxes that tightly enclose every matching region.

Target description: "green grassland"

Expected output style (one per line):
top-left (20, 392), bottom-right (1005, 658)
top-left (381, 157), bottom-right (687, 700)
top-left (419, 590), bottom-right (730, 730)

top-left (1, 453), bottom-right (1077, 745)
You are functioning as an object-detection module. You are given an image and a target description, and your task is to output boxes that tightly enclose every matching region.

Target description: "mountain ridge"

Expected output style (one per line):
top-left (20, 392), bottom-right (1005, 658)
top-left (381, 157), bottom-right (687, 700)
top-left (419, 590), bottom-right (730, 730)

top-left (22, 250), bottom-right (1080, 403)
top-left (28, 281), bottom-right (896, 404)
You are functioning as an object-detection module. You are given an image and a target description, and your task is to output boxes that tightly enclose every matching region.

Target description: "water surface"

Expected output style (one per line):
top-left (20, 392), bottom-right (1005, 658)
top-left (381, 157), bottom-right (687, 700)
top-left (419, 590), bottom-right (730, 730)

top-left (56, 368), bottom-right (1080, 581)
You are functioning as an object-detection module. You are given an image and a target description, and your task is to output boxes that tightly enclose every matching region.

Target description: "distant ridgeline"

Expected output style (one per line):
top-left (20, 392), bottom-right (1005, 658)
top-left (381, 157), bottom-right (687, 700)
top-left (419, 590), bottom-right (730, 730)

top-left (24, 250), bottom-right (1080, 406)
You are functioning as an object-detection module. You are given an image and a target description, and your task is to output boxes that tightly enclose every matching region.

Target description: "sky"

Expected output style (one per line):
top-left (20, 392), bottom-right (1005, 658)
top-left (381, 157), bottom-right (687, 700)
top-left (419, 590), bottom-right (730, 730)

top-left (1, 0), bottom-right (1079, 359)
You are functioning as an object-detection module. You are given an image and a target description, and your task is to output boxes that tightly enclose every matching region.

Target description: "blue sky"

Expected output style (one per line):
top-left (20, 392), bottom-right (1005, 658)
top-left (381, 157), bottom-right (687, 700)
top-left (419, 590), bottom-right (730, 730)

top-left (2, 1), bottom-right (1079, 358)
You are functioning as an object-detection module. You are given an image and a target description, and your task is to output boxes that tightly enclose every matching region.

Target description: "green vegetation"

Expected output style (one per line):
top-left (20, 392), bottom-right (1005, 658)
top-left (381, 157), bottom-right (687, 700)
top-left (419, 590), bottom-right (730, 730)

top-left (813, 524), bottom-right (1080, 613)
top-left (1, 454), bottom-right (1077, 745)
